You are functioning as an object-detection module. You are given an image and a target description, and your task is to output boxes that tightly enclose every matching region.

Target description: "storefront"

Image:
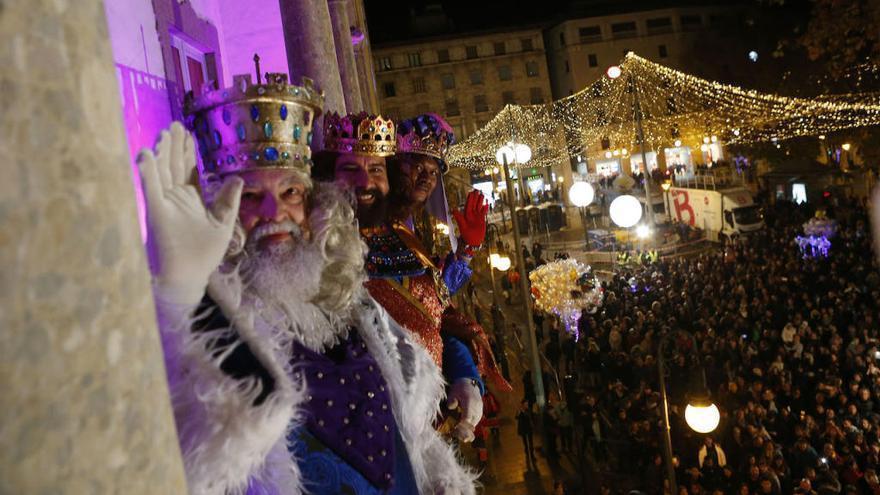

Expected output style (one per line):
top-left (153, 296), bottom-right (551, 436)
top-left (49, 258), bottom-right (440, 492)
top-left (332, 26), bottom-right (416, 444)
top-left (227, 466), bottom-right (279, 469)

top-left (526, 174), bottom-right (546, 202)
top-left (595, 159), bottom-right (621, 177)
top-left (629, 151), bottom-right (659, 174)
top-left (700, 142), bottom-right (724, 163)
top-left (664, 146), bottom-right (694, 178)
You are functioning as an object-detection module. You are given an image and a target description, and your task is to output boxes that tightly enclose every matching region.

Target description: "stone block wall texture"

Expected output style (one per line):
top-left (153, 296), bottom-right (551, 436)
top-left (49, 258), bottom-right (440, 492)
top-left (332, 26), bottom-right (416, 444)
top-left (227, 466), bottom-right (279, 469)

top-left (0, 0), bottom-right (188, 493)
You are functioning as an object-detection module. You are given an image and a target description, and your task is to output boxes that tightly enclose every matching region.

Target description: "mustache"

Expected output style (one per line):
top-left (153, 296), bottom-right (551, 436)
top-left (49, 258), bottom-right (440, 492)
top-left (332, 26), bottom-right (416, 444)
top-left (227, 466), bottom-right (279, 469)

top-left (247, 220), bottom-right (303, 246)
top-left (355, 186), bottom-right (385, 200)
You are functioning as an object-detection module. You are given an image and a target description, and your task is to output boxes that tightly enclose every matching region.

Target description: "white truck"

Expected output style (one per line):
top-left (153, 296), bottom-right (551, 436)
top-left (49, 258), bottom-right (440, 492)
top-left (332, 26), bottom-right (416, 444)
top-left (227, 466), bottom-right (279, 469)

top-left (666, 186), bottom-right (764, 240)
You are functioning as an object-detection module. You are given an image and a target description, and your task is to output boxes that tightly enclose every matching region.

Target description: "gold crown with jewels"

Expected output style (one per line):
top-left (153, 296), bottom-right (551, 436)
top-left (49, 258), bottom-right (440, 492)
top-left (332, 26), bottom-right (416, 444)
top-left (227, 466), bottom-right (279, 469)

top-left (322, 112), bottom-right (397, 157)
top-left (395, 113), bottom-right (456, 172)
top-left (184, 72), bottom-right (324, 178)
top-left (397, 127), bottom-right (451, 160)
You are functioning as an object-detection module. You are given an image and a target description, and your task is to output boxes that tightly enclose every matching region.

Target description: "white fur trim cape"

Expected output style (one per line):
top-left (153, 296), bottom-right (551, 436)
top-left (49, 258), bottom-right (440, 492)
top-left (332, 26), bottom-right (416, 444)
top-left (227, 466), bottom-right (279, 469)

top-left (155, 282), bottom-right (478, 495)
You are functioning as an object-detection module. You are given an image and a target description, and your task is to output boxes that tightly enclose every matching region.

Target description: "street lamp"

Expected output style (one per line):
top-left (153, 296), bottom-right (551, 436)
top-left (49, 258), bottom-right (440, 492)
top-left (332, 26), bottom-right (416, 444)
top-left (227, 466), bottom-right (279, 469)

top-left (606, 65), bottom-right (622, 79)
top-left (568, 181), bottom-right (595, 207)
top-left (606, 62), bottom-right (655, 227)
top-left (496, 142), bottom-right (546, 407)
top-left (685, 400), bottom-right (721, 434)
top-left (486, 223), bottom-right (511, 380)
top-left (569, 181), bottom-right (596, 250)
top-left (488, 167), bottom-right (508, 233)
top-left (661, 181), bottom-right (672, 217)
top-left (658, 330), bottom-right (721, 495)
top-left (609, 194), bottom-right (642, 228)
top-left (491, 254), bottom-right (511, 272)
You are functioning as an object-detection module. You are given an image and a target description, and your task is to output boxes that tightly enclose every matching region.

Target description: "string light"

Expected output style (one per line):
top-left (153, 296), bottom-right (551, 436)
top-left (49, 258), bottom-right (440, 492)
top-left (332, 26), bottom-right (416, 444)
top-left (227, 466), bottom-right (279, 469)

top-left (446, 53), bottom-right (880, 171)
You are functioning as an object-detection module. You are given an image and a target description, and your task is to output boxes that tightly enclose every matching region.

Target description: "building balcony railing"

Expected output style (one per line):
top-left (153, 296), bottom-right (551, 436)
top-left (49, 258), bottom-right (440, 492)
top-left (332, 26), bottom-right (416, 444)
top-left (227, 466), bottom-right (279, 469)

top-left (579, 35), bottom-right (603, 44)
top-left (612, 31), bottom-right (638, 40)
top-left (646, 26), bottom-right (674, 35)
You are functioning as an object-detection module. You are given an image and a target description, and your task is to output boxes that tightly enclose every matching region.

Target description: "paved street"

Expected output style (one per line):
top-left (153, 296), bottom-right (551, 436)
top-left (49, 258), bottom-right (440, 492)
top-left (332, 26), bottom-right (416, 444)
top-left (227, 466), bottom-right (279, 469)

top-left (456, 268), bottom-right (587, 494)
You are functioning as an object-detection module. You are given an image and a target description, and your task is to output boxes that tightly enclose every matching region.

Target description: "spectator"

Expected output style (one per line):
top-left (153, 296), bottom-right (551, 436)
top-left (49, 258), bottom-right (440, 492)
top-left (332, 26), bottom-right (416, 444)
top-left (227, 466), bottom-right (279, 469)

top-left (698, 436), bottom-right (727, 469)
top-left (555, 400), bottom-right (574, 452)
top-left (549, 198), bottom-right (880, 494)
top-left (516, 400), bottom-right (536, 465)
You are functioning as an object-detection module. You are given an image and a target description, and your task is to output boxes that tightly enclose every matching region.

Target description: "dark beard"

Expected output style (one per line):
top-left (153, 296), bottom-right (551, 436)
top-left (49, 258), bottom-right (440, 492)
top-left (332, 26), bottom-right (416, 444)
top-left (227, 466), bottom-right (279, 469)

top-left (357, 188), bottom-right (390, 228)
top-left (387, 176), bottom-right (423, 222)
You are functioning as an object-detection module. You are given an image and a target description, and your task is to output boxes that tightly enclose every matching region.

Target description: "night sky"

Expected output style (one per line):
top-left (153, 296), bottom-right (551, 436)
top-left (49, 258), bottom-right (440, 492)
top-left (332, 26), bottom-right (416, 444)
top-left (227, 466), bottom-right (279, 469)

top-left (364, 0), bottom-right (807, 44)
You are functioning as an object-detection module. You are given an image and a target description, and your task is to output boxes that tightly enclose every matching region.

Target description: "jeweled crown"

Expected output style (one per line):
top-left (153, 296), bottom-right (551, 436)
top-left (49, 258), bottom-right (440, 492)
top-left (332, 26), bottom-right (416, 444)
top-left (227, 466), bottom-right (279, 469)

top-left (322, 112), bottom-right (397, 156)
top-left (184, 73), bottom-right (324, 177)
top-left (396, 113), bottom-right (456, 171)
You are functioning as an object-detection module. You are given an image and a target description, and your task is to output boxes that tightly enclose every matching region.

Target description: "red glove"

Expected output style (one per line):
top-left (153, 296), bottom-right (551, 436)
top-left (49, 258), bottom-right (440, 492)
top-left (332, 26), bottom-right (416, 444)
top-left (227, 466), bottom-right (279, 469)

top-left (452, 190), bottom-right (489, 247)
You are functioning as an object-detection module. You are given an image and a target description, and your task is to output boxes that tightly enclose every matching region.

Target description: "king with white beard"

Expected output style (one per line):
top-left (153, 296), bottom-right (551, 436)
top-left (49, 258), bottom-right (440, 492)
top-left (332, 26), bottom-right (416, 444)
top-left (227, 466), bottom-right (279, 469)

top-left (140, 75), bottom-right (477, 495)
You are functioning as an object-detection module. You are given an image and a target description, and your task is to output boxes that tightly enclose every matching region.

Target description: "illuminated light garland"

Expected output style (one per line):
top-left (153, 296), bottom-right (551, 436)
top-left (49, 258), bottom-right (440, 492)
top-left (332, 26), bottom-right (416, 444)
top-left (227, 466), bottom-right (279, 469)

top-left (446, 53), bottom-right (880, 171)
top-left (528, 259), bottom-right (603, 341)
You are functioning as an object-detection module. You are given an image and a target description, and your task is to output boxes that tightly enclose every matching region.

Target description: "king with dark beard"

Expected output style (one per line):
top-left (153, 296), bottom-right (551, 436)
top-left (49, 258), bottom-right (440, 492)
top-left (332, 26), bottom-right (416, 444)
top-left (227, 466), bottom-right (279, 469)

top-left (140, 75), bottom-right (476, 494)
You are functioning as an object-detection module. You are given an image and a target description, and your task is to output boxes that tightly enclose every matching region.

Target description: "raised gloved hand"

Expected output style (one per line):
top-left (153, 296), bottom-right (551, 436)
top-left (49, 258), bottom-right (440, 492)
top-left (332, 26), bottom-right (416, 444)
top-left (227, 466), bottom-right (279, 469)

top-left (137, 122), bottom-right (243, 307)
top-left (446, 378), bottom-right (483, 443)
top-left (452, 190), bottom-right (488, 248)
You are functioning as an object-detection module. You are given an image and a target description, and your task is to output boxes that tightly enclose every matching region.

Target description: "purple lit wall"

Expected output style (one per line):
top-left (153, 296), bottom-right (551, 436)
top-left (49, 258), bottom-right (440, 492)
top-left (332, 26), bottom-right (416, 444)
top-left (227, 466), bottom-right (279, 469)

top-left (104, 0), bottom-right (174, 240)
top-left (216, 0), bottom-right (288, 81)
top-left (103, 0), bottom-right (291, 240)
top-left (113, 65), bottom-right (176, 239)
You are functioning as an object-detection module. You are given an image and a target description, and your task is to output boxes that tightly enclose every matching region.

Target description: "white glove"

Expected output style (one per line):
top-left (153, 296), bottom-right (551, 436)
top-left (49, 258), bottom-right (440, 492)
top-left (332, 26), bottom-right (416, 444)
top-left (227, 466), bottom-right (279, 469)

top-left (447, 378), bottom-right (483, 443)
top-left (137, 122), bottom-right (243, 307)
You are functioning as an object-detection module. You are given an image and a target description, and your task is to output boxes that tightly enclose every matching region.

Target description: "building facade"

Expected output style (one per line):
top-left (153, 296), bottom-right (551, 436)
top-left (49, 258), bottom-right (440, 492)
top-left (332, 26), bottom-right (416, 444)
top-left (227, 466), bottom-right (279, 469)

top-left (104, 0), bottom-right (380, 170)
top-left (543, 5), bottom-right (752, 99)
top-left (372, 28), bottom-right (561, 207)
top-left (372, 5), bottom-right (753, 192)
top-left (543, 4), bottom-right (753, 178)
top-left (372, 28), bottom-right (554, 142)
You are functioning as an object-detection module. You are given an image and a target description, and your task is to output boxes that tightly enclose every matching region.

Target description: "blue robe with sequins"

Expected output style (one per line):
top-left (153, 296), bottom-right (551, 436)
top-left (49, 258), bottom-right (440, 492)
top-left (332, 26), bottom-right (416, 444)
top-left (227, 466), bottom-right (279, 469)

top-left (161, 288), bottom-right (477, 495)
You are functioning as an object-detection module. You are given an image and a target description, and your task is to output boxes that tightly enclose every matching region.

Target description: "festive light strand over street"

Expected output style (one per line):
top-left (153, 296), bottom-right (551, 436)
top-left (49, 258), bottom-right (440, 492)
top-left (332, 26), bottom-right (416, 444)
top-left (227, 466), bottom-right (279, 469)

top-left (446, 53), bottom-right (880, 171)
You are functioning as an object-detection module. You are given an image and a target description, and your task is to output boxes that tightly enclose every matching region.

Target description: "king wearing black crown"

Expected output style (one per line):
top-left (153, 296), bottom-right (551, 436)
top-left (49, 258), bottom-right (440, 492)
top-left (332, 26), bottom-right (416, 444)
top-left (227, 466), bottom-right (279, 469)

top-left (139, 71), bottom-right (477, 494)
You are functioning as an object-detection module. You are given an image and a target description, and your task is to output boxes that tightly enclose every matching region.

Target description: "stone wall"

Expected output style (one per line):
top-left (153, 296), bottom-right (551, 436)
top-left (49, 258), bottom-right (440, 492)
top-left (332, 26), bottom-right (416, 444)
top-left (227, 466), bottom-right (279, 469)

top-left (0, 0), bottom-right (187, 492)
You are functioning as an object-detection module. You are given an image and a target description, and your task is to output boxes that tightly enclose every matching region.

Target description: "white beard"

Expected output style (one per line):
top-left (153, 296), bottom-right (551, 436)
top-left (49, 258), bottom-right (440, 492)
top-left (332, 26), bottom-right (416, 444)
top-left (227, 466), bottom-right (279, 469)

top-left (237, 234), bottom-right (351, 355)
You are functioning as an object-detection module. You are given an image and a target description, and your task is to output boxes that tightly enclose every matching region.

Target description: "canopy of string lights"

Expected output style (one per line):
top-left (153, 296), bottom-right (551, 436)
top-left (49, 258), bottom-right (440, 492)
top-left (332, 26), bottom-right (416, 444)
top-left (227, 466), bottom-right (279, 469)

top-left (445, 53), bottom-right (880, 171)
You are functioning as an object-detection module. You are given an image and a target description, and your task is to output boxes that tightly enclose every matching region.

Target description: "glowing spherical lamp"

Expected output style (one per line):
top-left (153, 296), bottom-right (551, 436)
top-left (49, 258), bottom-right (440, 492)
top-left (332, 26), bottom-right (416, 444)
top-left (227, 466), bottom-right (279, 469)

top-left (514, 143), bottom-right (532, 163)
top-left (494, 255), bottom-right (512, 272)
top-left (606, 65), bottom-right (622, 79)
top-left (496, 143), bottom-right (532, 165)
top-left (673, 139), bottom-right (682, 147)
top-left (495, 145), bottom-right (515, 165)
top-left (685, 403), bottom-right (721, 433)
top-left (568, 182), bottom-right (595, 207)
top-left (609, 195), bottom-right (642, 228)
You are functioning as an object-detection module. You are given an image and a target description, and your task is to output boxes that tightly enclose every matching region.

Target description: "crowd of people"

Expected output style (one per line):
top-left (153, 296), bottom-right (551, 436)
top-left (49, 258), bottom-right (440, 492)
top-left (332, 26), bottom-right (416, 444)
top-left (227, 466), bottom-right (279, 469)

top-left (499, 196), bottom-right (880, 494)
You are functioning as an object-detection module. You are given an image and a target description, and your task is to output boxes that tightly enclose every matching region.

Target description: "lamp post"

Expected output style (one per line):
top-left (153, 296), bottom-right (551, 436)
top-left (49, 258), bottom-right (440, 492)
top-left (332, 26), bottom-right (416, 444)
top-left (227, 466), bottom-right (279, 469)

top-left (489, 166), bottom-right (509, 233)
top-left (569, 181), bottom-right (596, 249)
top-left (486, 223), bottom-right (511, 380)
top-left (497, 142), bottom-right (546, 407)
top-left (607, 61), bottom-right (655, 228)
top-left (842, 142), bottom-right (853, 168)
top-left (661, 180), bottom-right (672, 218)
top-left (657, 330), bottom-right (721, 495)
